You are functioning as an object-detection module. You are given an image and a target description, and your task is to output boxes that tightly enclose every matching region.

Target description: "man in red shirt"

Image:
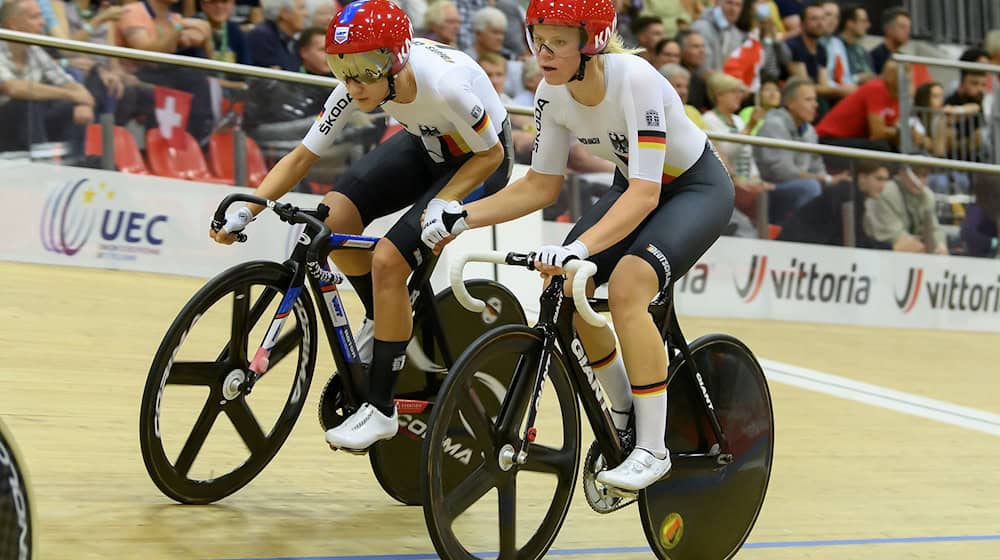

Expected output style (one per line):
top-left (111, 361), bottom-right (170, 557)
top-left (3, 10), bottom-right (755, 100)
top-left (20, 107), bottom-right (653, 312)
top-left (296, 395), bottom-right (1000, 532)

top-left (815, 58), bottom-right (906, 158)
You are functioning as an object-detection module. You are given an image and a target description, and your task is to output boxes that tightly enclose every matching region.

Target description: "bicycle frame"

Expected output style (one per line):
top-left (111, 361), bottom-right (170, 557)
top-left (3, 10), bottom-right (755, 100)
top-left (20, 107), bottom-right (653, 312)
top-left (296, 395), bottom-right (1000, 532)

top-left (514, 276), bottom-right (734, 472)
top-left (239, 219), bottom-right (453, 408)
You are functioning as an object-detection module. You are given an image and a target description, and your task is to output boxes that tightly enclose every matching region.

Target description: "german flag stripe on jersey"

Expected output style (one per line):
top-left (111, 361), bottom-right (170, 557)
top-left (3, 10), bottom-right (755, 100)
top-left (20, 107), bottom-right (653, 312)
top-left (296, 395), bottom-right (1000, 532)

top-left (440, 133), bottom-right (472, 157)
top-left (637, 129), bottom-right (666, 150)
top-left (472, 112), bottom-right (492, 135)
top-left (615, 152), bottom-right (682, 185)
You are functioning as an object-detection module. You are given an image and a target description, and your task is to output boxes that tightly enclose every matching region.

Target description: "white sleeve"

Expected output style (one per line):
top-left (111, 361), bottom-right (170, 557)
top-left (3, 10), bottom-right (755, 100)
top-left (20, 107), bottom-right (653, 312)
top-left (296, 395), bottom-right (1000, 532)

top-left (622, 70), bottom-right (667, 183)
top-left (436, 77), bottom-right (500, 153)
top-left (529, 88), bottom-right (571, 176)
top-left (301, 84), bottom-right (357, 158)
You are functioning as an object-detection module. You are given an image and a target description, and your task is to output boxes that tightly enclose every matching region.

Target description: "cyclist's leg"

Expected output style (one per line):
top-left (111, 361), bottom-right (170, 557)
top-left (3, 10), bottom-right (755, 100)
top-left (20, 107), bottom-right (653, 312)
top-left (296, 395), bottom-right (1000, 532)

top-left (599, 142), bottom-right (734, 490)
top-left (324, 132), bottom-right (434, 323)
top-left (561, 170), bottom-right (640, 431)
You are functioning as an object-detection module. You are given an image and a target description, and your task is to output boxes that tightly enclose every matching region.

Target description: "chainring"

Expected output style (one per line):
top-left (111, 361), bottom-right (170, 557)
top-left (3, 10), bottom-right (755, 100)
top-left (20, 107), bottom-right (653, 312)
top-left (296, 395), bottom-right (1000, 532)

top-left (582, 441), bottom-right (637, 514)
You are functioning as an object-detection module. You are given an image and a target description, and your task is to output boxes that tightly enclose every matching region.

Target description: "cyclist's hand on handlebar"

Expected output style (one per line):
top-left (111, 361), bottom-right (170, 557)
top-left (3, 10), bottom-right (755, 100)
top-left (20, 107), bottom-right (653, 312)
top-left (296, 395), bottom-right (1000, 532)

top-left (209, 205), bottom-right (254, 245)
top-left (421, 198), bottom-right (469, 250)
top-left (534, 240), bottom-right (589, 275)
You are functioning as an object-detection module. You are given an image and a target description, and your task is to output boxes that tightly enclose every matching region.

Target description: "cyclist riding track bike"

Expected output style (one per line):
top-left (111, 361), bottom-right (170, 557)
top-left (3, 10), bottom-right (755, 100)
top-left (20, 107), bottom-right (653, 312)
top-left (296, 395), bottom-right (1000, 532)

top-left (425, 0), bottom-right (735, 491)
top-left (209, 0), bottom-right (514, 453)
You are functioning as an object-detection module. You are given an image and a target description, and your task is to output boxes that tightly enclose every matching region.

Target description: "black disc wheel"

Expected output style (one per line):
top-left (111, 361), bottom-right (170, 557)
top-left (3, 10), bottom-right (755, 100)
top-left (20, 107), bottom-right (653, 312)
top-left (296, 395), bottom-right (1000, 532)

top-left (139, 261), bottom-right (317, 505)
top-left (638, 335), bottom-right (774, 559)
top-left (423, 325), bottom-right (580, 560)
top-left (369, 280), bottom-right (527, 506)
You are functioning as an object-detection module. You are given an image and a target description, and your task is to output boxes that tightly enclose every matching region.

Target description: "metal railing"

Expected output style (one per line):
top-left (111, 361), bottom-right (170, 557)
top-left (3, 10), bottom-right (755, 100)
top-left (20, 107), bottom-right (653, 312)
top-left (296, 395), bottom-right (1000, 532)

top-left (896, 54), bottom-right (1000, 168)
top-left (904, 0), bottom-right (1000, 47)
top-left (4, 30), bottom-right (1000, 247)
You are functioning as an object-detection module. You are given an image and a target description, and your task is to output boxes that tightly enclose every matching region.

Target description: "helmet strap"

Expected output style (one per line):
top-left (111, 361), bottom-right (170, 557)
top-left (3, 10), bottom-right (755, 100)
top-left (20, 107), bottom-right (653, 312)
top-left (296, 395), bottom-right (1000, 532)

top-left (380, 72), bottom-right (397, 105)
top-left (569, 54), bottom-right (591, 82)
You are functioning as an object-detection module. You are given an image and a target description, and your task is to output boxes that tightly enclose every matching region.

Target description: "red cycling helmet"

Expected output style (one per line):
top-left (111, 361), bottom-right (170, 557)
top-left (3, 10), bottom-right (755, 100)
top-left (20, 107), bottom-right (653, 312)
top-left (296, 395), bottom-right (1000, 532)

top-left (325, 0), bottom-right (414, 82)
top-left (524, 0), bottom-right (617, 56)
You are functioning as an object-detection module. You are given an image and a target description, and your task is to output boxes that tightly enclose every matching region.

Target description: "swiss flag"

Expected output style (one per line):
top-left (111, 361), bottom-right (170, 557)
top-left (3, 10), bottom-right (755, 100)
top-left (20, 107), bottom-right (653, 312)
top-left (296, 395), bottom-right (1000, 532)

top-left (723, 31), bottom-right (764, 90)
top-left (153, 86), bottom-right (193, 149)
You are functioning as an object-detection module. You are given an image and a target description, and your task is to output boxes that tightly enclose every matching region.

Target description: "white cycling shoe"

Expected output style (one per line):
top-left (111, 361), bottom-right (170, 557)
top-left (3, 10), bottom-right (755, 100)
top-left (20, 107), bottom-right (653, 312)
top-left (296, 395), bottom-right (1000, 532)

top-left (356, 318), bottom-right (374, 364)
top-left (325, 403), bottom-right (398, 451)
top-left (596, 447), bottom-right (672, 491)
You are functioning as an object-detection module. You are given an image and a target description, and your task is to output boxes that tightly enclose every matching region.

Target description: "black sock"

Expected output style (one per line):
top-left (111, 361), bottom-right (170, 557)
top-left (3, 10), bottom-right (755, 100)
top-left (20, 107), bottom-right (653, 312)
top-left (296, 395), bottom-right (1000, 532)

top-left (346, 273), bottom-right (375, 320)
top-left (368, 339), bottom-right (408, 416)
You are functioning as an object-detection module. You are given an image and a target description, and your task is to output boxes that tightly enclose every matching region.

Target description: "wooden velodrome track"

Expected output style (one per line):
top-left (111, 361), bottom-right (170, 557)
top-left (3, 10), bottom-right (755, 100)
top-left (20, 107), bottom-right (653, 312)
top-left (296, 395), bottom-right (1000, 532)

top-left (0, 260), bottom-right (998, 560)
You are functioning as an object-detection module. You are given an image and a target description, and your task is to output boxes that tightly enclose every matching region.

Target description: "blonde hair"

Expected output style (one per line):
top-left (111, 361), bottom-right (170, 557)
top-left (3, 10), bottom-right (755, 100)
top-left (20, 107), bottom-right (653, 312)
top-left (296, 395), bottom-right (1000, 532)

top-left (706, 72), bottom-right (746, 104)
top-left (601, 32), bottom-right (644, 55)
top-left (477, 52), bottom-right (507, 68)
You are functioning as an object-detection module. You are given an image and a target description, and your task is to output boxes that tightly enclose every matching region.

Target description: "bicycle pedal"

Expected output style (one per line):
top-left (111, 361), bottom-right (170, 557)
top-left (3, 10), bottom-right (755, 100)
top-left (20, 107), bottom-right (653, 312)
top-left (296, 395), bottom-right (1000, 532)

top-left (603, 486), bottom-right (638, 501)
top-left (328, 443), bottom-right (370, 456)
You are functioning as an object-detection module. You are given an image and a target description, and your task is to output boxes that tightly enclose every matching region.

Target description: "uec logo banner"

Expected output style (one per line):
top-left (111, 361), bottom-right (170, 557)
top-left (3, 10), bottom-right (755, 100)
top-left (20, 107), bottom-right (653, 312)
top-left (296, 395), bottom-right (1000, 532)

top-left (41, 178), bottom-right (169, 261)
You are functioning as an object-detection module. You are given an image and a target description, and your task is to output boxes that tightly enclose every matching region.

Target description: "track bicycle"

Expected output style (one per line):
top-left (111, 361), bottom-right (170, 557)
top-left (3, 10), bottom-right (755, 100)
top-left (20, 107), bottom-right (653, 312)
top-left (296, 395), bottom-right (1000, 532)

top-left (421, 251), bottom-right (774, 559)
top-left (138, 194), bottom-right (526, 506)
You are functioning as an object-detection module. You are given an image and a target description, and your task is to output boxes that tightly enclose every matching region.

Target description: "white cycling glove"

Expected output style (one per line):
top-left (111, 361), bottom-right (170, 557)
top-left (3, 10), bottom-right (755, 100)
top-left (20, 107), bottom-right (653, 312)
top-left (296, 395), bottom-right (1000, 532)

top-left (421, 198), bottom-right (469, 248)
top-left (535, 240), bottom-right (589, 267)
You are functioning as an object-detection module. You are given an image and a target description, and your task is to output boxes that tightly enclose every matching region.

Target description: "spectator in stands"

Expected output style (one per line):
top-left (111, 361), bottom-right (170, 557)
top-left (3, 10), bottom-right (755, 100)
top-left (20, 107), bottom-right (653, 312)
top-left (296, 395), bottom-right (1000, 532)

top-left (785, 1), bottom-right (853, 113)
top-left (455, 0), bottom-right (523, 58)
top-left (612, 0), bottom-right (643, 47)
top-left (987, 31), bottom-right (1000, 117)
top-left (753, 1), bottom-right (792, 84)
top-left (116, 0), bottom-right (213, 56)
top-left (703, 73), bottom-right (774, 228)
top-left (395, 0), bottom-right (427, 35)
top-left (247, 0), bottom-right (307, 71)
top-left (202, 0), bottom-right (252, 64)
top-left (55, 0), bottom-right (124, 45)
top-left (943, 57), bottom-right (990, 162)
top-left (755, 77), bottom-right (846, 223)
top-left (774, 0), bottom-right (804, 36)
top-left (660, 63), bottom-right (707, 129)
top-left (865, 166), bottom-right (947, 254)
top-left (677, 29), bottom-right (711, 110)
top-left (911, 82), bottom-right (947, 158)
top-left (653, 37), bottom-right (682, 70)
top-left (466, 7), bottom-right (510, 60)
top-left (815, 58), bottom-right (904, 153)
top-left (962, 173), bottom-right (1000, 258)
top-left (691, 0), bottom-right (746, 73)
top-left (423, 0), bottom-right (459, 46)
top-left (116, 0), bottom-right (216, 141)
top-left (869, 6), bottom-right (909, 75)
top-left (778, 159), bottom-right (891, 248)
top-left (308, 0), bottom-right (337, 28)
top-left (631, 15), bottom-right (666, 66)
top-left (738, 77), bottom-right (780, 134)
top-left (640, 0), bottom-right (693, 39)
top-left (297, 27), bottom-right (330, 77)
top-left (834, 3), bottom-right (874, 85)
top-left (0, 0), bottom-right (95, 153)
top-left (511, 58), bottom-right (540, 107)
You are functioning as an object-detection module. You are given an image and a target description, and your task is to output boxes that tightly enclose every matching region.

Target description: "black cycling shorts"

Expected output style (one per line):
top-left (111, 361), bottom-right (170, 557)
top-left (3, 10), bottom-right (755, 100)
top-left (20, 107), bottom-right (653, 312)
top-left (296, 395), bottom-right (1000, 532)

top-left (563, 142), bottom-right (735, 290)
top-left (333, 118), bottom-right (513, 269)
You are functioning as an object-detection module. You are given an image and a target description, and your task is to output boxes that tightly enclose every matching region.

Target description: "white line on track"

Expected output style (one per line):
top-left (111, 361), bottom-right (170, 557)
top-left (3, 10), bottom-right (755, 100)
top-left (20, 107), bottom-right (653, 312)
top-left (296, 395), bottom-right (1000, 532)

top-left (760, 358), bottom-right (1000, 436)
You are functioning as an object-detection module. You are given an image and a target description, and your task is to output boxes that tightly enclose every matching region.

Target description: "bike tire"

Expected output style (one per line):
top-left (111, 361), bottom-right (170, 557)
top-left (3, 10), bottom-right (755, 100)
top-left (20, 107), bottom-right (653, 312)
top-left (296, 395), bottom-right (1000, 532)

top-left (368, 280), bottom-right (527, 506)
top-left (0, 417), bottom-right (36, 560)
top-left (638, 334), bottom-right (774, 559)
top-left (422, 325), bottom-right (580, 560)
top-left (139, 261), bottom-right (317, 505)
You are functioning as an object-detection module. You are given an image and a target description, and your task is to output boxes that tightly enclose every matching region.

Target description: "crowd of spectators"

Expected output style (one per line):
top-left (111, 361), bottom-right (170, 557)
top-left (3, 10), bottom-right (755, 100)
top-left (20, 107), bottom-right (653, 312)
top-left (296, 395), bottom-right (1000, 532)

top-left (0, 0), bottom-right (998, 258)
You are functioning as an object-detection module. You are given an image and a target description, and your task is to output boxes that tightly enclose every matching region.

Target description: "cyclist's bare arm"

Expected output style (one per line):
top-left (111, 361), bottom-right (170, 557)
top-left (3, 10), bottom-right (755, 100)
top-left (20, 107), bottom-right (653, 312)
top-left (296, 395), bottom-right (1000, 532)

top-left (465, 169), bottom-right (564, 228)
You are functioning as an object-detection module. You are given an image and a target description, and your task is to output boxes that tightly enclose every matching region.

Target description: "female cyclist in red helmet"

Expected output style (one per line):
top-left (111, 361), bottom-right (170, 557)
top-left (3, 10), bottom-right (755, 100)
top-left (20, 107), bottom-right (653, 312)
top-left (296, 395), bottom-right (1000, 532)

top-left (425, 0), bottom-right (735, 491)
top-left (210, 0), bottom-right (513, 452)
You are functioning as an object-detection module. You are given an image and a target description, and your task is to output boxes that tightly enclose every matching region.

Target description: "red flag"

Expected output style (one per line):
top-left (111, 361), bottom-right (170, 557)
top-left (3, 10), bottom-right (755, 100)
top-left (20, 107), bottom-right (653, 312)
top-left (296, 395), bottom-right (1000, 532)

top-left (153, 86), bottom-right (193, 149)
top-left (723, 31), bottom-right (764, 90)
top-left (832, 55), bottom-right (846, 85)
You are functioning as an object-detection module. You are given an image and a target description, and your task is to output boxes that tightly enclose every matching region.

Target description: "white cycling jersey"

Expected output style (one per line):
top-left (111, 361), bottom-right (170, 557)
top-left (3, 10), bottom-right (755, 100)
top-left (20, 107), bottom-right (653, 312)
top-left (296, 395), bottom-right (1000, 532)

top-left (302, 39), bottom-right (507, 164)
top-left (530, 53), bottom-right (708, 185)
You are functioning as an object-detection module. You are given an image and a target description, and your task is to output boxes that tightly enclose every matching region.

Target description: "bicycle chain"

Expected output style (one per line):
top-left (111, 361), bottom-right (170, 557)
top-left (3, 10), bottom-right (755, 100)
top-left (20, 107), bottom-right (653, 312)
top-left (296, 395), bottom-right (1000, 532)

top-left (582, 441), bottom-right (638, 514)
